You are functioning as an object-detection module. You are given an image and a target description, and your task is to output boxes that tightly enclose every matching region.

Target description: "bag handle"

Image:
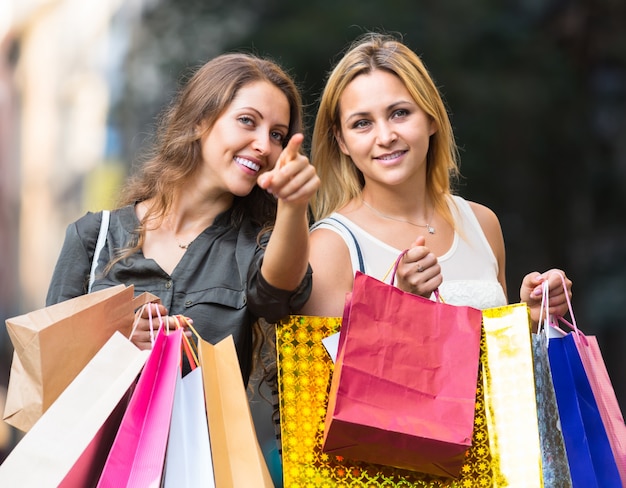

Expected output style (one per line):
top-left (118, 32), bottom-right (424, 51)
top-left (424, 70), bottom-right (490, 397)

top-left (172, 315), bottom-right (199, 369)
top-left (130, 301), bottom-right (163, 346)
top-left (389, 249), bottom-right (442, 302)
top-left (540, 272), bottom-right (586, 346)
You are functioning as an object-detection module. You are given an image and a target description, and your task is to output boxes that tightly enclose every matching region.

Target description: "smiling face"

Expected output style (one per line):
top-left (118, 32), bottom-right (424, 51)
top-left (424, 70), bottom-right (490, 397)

top-left (335, 69), bottom-right (436, 190)
top-left (198, 80), bottom-right (291, 197)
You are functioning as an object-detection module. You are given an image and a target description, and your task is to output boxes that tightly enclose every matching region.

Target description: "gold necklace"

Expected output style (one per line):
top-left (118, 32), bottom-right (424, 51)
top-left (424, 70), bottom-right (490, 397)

top-left (174, 235), bottom-right (193, 249)
top-left (361, 198), bottom-right (436, 234)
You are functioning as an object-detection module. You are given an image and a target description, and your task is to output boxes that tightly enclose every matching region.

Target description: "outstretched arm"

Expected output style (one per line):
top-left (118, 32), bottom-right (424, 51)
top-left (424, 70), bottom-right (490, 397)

top-left (257, 134), bottom-right (320, 291)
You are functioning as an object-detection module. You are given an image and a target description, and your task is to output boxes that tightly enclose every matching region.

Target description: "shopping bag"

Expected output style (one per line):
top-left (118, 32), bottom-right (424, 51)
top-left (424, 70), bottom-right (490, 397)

top-left (574, 333), bottom-right (626, 485)
top-left (531, 330), bottom-right (573, 487)
top-left (548, 332), bottom-right (621, 487)
top-left (321, 265), bottom-right (482, 476)
top-left (163, 318), bottom-right (215, 488)
top-left (544, 275), bottom-right (622, 487)
top-left (4, 285), bottom-right (158, 432)
top-left (548, 274), bottom-right (626, 486)
top-left (533, 280), bottom-right (573, 487)
top-left (480, 304), bottom-right (544, 486)
top-left (279, 315), bottom-right (498, 486)
top-left (280, 306), bottom-right (545, 487)
top-left (199, 334), bottom-right (274, 487)
top-left (97, 325), bottom-right (182, 488)
top-left (0, 331), bottom-right (149, 487)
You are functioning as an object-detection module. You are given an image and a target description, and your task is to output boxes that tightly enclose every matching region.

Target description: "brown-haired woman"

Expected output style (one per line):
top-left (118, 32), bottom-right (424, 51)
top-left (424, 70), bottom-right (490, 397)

top-left (46, 52), bottom-right (320, 384)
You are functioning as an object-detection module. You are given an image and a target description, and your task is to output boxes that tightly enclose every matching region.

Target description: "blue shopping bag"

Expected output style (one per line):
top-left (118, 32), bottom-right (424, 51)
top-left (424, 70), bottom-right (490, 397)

top-left (548, 332), bottom-right (621, 488)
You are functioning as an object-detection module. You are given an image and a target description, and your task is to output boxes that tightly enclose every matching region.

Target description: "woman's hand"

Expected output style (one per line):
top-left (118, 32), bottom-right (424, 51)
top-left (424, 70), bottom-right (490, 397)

top-left (521, 269), bottom-right (573, 328)
top-left (257, 133), bottom-right (320, 205)
top-left (395, 236), bottom-right (442, 298)
top-left (130, 302), bottom-right (169, 350)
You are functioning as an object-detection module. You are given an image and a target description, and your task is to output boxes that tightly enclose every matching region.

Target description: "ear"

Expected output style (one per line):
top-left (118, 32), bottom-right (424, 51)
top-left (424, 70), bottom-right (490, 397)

top-left (196, 119), bottom-right (210, 139)
top-left (333, 127), bottom-right (350, 156)
top-left (428, 117), bottom-right (438, 136)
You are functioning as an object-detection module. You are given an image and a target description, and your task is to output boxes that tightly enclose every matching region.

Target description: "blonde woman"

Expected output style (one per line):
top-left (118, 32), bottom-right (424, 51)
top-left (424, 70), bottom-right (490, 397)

top-left (301, 32), bottom-right (571, 326)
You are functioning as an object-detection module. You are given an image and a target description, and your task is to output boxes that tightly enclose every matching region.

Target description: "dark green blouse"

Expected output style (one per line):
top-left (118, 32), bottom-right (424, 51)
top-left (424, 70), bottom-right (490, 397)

top-left (45, 205), bottom-right (312, 383)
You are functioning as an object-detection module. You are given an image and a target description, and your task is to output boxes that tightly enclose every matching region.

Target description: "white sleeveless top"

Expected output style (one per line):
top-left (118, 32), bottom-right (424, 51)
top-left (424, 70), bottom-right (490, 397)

top-left (313, 195), bottom-right (507, 310)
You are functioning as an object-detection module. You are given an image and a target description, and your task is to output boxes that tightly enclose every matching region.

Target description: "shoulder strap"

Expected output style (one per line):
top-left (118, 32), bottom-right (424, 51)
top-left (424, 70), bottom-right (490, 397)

top-left (313, 216), bottom-right (365, 273)
top-left (88, 210), bottom-right (110, 293)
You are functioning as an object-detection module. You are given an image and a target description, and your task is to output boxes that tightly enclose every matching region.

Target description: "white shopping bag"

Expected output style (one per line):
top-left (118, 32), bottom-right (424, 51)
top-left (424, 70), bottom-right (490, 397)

top-left (0, 331), bottom-right (149, 487)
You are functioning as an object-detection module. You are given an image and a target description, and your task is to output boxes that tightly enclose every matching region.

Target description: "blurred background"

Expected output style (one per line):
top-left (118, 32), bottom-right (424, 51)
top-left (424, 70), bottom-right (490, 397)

top-left (1, 0), bottom-right (625, 478)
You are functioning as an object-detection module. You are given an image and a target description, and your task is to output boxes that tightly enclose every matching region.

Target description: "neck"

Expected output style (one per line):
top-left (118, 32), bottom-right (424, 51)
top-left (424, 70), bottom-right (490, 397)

top-left (361, 188), bottom-right (431, 222)
top-left (167, 190), bottom-right (233, 233)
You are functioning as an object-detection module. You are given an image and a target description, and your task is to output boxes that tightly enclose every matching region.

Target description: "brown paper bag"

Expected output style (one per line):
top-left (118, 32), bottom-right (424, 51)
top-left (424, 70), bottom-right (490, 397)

top-left (3, 285), bottom-right (159, 431)
top-left (199, 335), bottom-right (274, 488)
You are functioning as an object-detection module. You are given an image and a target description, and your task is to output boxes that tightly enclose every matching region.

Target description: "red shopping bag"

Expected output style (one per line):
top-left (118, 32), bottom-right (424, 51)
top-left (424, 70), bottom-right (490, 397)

top-left (97, 324), bottom-right (182, 488)
top-left (322, 251), bottom-right (483, 477)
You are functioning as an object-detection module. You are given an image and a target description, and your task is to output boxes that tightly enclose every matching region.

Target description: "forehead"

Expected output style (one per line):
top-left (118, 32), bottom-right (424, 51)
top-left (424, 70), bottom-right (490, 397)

top-left (340, 70), bottom-right (411, 110)
top-left (228, 80), bottom-right (291, 124)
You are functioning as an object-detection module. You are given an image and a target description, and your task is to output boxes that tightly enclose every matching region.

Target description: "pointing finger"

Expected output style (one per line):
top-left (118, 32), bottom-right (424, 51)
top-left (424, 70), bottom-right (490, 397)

top-left (278, 133), bottom-right (304, 168)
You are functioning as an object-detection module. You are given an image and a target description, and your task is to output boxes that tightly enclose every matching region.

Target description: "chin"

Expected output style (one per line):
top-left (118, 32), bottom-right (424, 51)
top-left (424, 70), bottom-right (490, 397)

top-left (232, 184), bottom-right (257, 198)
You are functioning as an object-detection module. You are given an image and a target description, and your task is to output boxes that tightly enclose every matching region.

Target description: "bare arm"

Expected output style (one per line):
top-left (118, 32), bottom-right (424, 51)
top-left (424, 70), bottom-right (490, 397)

top-left (257, 134), bottom-right (320, 291)
top-left (298, 228), bottom-right (355, 317)
top-left (469, 201), bottom-right (573, 329)
top-left (469, 201), bottom-right (508, 299)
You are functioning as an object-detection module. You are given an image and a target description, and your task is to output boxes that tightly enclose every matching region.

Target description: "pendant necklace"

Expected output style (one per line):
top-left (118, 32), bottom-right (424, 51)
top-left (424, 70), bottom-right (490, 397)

top-left (361, 198), bottom-right (436, 234)
top-left (177, 240), bottom-right (191, 250)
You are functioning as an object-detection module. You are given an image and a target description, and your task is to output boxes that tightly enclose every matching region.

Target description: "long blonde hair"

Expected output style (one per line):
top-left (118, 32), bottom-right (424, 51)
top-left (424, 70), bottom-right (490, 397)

top-left (311, 32), bottom-right (460, 224)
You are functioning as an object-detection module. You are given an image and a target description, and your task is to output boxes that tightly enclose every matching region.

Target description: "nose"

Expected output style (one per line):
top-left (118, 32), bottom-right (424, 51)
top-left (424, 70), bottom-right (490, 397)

top-left (376, 121), bottom-right (397, 146)
top-left (252, 132), bottom-right (272, 156)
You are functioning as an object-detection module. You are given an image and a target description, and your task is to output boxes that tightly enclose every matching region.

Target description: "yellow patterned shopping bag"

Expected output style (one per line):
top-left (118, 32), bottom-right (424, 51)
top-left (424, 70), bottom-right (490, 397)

top-left (278, 316), bottom-right (492, 487)
top-left (277, 305), bottom-right (543, 487)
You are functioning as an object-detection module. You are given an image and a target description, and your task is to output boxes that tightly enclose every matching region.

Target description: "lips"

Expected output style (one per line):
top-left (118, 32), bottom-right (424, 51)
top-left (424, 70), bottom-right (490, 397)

top-left (375, 150), bottom-right (406, 161)
top-left (234, 156), bottom-right (261, 173)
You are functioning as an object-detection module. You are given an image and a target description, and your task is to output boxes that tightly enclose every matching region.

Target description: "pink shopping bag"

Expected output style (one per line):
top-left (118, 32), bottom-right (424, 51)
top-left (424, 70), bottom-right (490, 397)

top-left (97, 325), bottom-right (182, 488)
top-left (322, 251), bottom-right (482, 477)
